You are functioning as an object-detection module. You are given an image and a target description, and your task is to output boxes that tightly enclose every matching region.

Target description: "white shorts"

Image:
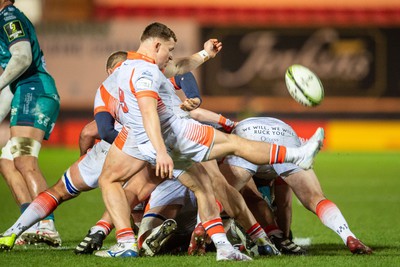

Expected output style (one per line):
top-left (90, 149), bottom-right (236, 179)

top-left (77, 140), bottom-right (111, 188)
top-left (224, 117), bottom-right (302, 179)
top-left (146, 179), bottom-right (197, 234)
top-left (116, 120), bottom-right (215, 178)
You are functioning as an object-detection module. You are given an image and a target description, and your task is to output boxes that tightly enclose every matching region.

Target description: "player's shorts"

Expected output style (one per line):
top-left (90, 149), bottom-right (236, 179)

top-left (10, 75), bottom-right (60, 140)
top-left (0, 140), bottom-right (13, 160)
top-left (145, 179), bottom-right (197, 234)
top-left (224, 117), bottom-right (302, 179)
top-left (116, 119), bottom-right (215, 178)
top-left (77, 140), bottom-right (111, 188)
top-left (168, 118), bottom-right (215, 171)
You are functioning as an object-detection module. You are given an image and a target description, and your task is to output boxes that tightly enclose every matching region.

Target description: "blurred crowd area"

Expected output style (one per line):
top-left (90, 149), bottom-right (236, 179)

top-left (6, 0), bottom-right (400, 151)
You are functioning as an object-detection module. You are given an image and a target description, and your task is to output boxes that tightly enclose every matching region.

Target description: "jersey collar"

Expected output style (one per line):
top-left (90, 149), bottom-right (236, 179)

top-left (127, 51), bottom-right (155, 64)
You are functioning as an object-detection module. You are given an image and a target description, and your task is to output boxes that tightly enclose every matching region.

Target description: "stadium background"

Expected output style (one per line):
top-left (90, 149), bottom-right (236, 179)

top-left (2, 0), bottom-right (400, 152)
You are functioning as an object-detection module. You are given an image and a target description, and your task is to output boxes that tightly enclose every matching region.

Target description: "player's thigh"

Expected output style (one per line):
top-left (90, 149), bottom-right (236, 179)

top-left (178, 163), bottom-right (213, 193)
top-left (219, 163), bottom-right (252, 190)
top-left (10, 84), bottom-right (59, 141)
top-left (99, 144), bottom-right (146, 184)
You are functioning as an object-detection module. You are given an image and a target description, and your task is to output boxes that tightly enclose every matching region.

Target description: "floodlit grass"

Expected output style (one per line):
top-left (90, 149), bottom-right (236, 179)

top-left (0, 148), bottom-right (399, 266)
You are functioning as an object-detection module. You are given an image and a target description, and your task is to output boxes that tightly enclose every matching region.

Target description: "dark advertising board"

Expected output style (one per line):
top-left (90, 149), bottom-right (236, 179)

top-left (201, 27), bottom-right (400, 98)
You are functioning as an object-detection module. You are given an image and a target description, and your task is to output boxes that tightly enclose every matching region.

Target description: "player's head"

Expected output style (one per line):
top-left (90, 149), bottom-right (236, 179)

top-left (140, 22), bottom-right (177, 43)
top-left (106, 51), bottom-right (127, 75)
top-left (140, 22), bottom-right (177, 71)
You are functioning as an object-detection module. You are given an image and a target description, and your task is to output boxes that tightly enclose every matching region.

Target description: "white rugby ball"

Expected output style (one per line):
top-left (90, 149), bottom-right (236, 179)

top-left (285, 64), bottom-right (324, 107)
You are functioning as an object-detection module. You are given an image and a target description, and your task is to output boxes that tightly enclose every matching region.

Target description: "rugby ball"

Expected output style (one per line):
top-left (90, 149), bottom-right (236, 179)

top-left (285, 64), bottom-right (324, 107)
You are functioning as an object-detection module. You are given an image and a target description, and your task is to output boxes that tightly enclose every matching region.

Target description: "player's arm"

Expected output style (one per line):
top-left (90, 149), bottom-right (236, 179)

top-left (94, 111), bottom-right (118, 145)
top-left (137, 96), bottom-right (174, 179)
top-left (163, 39), bottom-right (222, 78)
top-left (190, 108), bottom-right (237, 133)
top-left (0, 41), bottom-right (32, 91)
top-left (173, 72), bottom-right (202, 111)
top-left (0, 86), bottom-right (13, 123)
top-left (79, 120), bottom-right (100, 156)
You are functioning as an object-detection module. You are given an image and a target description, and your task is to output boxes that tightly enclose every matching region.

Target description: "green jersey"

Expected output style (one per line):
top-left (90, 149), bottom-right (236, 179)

top-left (0, 4), bottom-right (57, 95)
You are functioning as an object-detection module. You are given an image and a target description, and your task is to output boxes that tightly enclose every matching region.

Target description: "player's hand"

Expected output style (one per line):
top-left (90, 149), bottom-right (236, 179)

top-left (204, 39), bottom-right (222, 58)
top-left (156, 151), bottom-right (174, 179)
top-left (180, 97), bottom-right (201, 111)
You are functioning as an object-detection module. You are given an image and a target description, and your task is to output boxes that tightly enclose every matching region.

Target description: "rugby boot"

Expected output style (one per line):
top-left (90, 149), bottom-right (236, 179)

top-left (0, 233), bottom-right (16, 251)
top-left (74, 230), bottom-right (106, 254)
top-left (288, 127), bottom-right (324, 169)
top-left (188, 223), bottom-right (207, 256)
top-left (22, 220), bottom-right (61, 247)
top-left (269, 233), bottom-right (306, 255)
top-left (346, 236), bottom-right (373, 255)
top-left (95, 241), bottom-right (139, 257)
top-left (216, 245), bottom-right (253, 261)
top-left (140, 219), bottom-right (177, 256)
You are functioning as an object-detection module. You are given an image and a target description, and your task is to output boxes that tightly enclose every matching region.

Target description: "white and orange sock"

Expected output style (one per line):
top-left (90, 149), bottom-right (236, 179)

top-left (316, 199), bottom-right (355, 244)
top-left (90, 219), bottom-right (113, 236)
top-left (246, 222), bottom-right (269, 246)
top-left (116, 227), bottom-right (136, 243)
top-left (4, 191), bottom-right (59, 236)
top-left (269, 144), bottom-right (287, 164)
top-left (203, 217), bottom-right (231, 248)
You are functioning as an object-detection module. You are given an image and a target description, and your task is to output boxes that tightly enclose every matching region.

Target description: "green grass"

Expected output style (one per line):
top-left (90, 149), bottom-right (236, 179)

top-left (1, 148), bottom-right (400, 266)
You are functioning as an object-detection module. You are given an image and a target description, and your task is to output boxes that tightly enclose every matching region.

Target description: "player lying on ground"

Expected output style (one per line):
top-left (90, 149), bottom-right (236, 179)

top-left (220, 117), bottom-right (372, 255)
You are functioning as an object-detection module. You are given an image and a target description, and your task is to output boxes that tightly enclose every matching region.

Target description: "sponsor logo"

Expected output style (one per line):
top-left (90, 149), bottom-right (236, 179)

top-left (4, 20), bottom-right (25, 42)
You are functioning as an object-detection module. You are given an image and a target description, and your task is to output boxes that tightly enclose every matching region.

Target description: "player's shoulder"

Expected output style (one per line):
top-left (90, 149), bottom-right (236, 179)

top-left (0, 6), bottom-right (29, 41)
top-left (0, 5), bottom-right (24, 23)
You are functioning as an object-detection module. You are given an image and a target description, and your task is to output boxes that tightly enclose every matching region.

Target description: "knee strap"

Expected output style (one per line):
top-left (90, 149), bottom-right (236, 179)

top-left (1, 140), bottom-right (13, 160)
top-left (10, 137), bottom-right (41, 158)
top-left (61, 168), bottom-right (80, 196)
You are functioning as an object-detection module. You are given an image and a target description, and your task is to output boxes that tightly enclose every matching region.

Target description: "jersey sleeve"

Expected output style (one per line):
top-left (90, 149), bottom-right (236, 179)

top-left (1, 12), bottom-right (30, 47)
top-left (174, 72), bottom-right (202, 101)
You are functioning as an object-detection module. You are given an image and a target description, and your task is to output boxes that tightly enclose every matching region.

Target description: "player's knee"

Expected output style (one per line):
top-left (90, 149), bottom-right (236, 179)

top-left (61, 168), bottom-right (81, 197)
top-left (10, 137), bottom-right (42, 158)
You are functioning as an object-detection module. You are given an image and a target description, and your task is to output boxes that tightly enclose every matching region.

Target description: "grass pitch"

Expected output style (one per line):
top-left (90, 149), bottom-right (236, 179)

top-left (0, 148), bottom-right (399, 266)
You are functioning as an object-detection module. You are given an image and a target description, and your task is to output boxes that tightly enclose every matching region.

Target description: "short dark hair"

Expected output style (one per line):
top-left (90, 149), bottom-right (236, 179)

top-left (106, 51), bottom-right (127, 70)
top-left (140, 22), bottom-right (177, 43)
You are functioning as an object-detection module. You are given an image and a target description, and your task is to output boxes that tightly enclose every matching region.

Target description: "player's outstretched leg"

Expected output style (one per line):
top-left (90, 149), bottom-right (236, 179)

top-left (346, 236), bottom-right (373, 255)
top-left (140, 219), bottom-right (177, 256)
top-left (0, 233), bottom-right (17, 251)
top-left (285, 127), bottom-right (324, 169)
top-left (74, 230), bottom-right (106, 255)
top-left (188, 223), bottom-right (207, 256)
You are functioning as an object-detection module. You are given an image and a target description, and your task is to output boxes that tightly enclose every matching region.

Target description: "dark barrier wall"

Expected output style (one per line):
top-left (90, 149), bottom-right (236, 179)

top-left (201, 27), bottom-right (400, 98)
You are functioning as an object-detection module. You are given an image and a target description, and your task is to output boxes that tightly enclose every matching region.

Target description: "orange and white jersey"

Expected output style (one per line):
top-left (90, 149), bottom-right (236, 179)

top-left (93, 66), bottom-right (124, 132)
top-left (115, 52), bottom-right (216, 172)
top-left (117, 52), bottom-right (181, 144)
